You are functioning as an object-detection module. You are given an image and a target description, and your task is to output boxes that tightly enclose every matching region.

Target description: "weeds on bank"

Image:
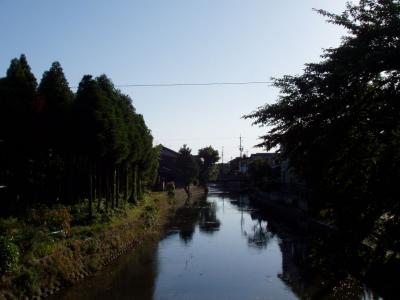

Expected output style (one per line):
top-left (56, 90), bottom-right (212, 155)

top-left (0, 192), bottom-right (167, 273)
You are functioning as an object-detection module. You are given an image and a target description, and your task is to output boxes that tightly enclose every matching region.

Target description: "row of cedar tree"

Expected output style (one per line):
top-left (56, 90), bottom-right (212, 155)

top-left (0, 55), bottom-right (159, 217)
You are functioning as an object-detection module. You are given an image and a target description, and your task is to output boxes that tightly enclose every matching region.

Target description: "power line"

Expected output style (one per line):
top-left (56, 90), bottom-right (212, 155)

top-left (156, 136), bottom-right (260, 141)
top-left (71, 81), bottom-right (273, 89)
top-left (117, 81), bottom-right (273, 87)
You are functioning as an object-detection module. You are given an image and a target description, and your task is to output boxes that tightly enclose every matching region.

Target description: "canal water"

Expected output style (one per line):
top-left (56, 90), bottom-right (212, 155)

top-left (59, 185), bottom-right (385, 300)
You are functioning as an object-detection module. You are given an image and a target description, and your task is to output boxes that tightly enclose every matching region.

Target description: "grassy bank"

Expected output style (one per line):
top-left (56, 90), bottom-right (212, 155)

top-left (0, 187), bottom-right (205, 300)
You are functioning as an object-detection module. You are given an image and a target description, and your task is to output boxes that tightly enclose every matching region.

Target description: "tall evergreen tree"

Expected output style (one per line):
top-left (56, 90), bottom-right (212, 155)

top-left (0, 55), bottom-right (37, 209)
top-left (0, 55), bottom-right (159, 218)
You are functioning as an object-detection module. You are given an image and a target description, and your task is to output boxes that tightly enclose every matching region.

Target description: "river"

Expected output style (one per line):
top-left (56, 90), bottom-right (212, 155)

top-left (58, 185), bottom-right (386, 300)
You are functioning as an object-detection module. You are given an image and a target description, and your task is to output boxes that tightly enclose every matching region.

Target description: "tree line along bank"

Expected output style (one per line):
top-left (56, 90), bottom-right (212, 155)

top-left (0, 55), bottom-right (159, 218)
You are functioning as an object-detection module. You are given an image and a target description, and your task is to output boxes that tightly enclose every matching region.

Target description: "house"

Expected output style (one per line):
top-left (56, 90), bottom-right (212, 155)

top-left (239, 157), bottom-right (249, 174)
top-left (226, 153), bottom-right (279, 176)
top-left (158, 146), bottom-right (180, 188)
top-left (249, 153), bottom-right (279, 167)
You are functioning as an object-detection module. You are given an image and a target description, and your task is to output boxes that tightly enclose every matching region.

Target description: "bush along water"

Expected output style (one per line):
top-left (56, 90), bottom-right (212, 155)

top-left (0, 236), bottom-right (20, 275)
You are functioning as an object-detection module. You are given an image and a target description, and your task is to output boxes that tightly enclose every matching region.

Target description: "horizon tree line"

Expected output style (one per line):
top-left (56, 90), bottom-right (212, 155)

top-left (176, 144), bottom-right (220, 195)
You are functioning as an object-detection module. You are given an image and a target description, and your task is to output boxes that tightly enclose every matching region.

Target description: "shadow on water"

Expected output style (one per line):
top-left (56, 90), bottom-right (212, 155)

top-left (57, 185), bottom-right (394, 300)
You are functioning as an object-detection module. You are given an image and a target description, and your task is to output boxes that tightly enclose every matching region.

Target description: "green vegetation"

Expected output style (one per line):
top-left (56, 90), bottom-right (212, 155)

top-left (197, 146), bottom-right (220, 185)
top-left (0, 188), bottom-right (204, 299)
top-left (245, 0), bottom-right (400, 254)
top-left (174, 144), bottom-right (219, 193)
top-left (166, 182), bottom-right (176, 197)
top-left (0, 55), bottom-right (166, 298)
top-left (0, 56), bottom-right (159, 218)
top-left (176, 145), bottom-right (199, 195)
top-left (0, 53), bottom-right (212, 298)
top-left (247, 158), bottom-right (277, 191)
top-left (0, 236), bottom-right (20, 275)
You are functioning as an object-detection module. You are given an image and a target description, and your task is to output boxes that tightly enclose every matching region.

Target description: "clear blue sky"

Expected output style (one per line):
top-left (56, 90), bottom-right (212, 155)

top-left (0, 0), bottom-right (350, 161)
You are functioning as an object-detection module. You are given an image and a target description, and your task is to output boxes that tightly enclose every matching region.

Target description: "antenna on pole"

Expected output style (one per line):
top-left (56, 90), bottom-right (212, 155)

top-left (239, 135), bottom-right (243, 158)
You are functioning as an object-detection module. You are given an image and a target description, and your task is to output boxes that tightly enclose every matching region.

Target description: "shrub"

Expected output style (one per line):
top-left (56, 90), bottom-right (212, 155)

top-left (26, 206), bottom-right (72, 237)
top-left (0, 236), bottom-right (20, 275)
top-left (142, 204), bottom-right (158, 227)
top-left (31, 240), bottom-right (54, 258)
top-left (0, 217), bottom-right (20, 236)
top-left (87, 255), bottom-right (102, 272)
top-left (12, 267), bottom-right (40, 297)
top-left (166, 181), bottom-right (175, 197)
top-left (83, 239), bottom-right (99, 255)
top-left (70, 201), bottom-right (90, 226)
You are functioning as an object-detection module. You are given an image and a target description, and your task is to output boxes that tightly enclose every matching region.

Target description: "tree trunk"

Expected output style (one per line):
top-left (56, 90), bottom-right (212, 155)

top-left (105, 174), bottom-right (109, 212)
top-left (138, 170), bottom-right (142, 200)
top-left (97, 172), bottom-right (101, 211)
top-left (133, 165), bottom-right (138, 203)
top-left (111, 170), bottom-right (115, 209)
top-left (125, 164), bottom-right (129, 202)
top-left (114, 168), bottom-right (118, 208)
top-left (94, 163), bottom-right (97, 211)
top-left (89, 167), bottom-right (93, 219)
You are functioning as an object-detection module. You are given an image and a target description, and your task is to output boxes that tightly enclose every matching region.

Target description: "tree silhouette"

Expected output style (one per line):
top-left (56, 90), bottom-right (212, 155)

top-left (198, 146), bottom-right (219, 185)
top-left (245, 0), bottom-right (400, 248)
top-left (0, 56), bottom-right (159, 218)
top-left (177, 144), bottom-right (199, 196)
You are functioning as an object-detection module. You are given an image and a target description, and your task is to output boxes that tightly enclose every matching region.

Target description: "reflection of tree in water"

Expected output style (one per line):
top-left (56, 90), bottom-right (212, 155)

top-left (276, 233), bottom-right (380, 300)
top-left (169, 200), bottom-right (203, 244)
top-left (228, 195), bottom-right (382, 299)
top-left (227, 194), bottom-right (274, 249)
top-left (245, 219), bottom-right (274, 249)
top-left (199, 201), bottom-right (221, 234)
top-left (179, 223), bottom-right (196, 243)
top-left (167, 197), bottom-right (220, 244)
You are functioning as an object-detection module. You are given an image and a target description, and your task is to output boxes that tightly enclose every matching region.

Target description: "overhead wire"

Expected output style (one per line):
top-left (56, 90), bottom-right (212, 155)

top-left (71, 81), bottom-right (273, 89)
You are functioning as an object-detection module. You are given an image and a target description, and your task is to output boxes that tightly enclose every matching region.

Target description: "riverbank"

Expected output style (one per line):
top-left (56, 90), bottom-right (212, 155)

top-left (0, 187), bottom-right (205, 300)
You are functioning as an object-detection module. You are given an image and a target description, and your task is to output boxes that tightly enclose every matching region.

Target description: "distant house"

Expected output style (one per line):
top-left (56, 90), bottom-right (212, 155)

top-left (239, 157), bottom-right (249, 174)
top-left (226, 153), bottom-right (279, 176)
top-left (216, 163), bottom-right (230, 179)
top-left (280, 159), bottom-right (304, 186)
top-left (226, 156), bottom-right (246, 175)
top-left (247, 153), bottom-right (304, 186)
top-left (249, 153), bottom-right (279, 167)
top-left (158, 146), bottom-right (180, 187)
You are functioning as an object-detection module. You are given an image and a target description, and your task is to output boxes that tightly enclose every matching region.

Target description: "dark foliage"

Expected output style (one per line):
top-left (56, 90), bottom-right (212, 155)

top-left (176, 145), bottom-right (199, 187)
top-left (245, 0), bottom-right (400, 251)
top-left (197, 146), bottom-right (219, 185)
top-left (0, 55), bottom-right (159, 218)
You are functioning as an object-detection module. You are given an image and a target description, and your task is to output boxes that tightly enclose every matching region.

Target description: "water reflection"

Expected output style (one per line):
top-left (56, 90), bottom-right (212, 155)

top-left (168, 196), bottom-right (221, 244)
top-left (244, 219), bottom-right (274, 249)
top-left (199, 202), bottom-right (221, 234)
top-left (277, 236), bottom-right (377, 300)
top-left (57, 186), bottom-right (388, 300)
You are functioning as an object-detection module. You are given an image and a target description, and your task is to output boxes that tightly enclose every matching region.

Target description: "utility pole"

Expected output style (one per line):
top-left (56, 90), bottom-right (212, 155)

top-left (239, 135), bottom-right (243, 158)
top-left (221, 146), bottom-right (224, 164)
